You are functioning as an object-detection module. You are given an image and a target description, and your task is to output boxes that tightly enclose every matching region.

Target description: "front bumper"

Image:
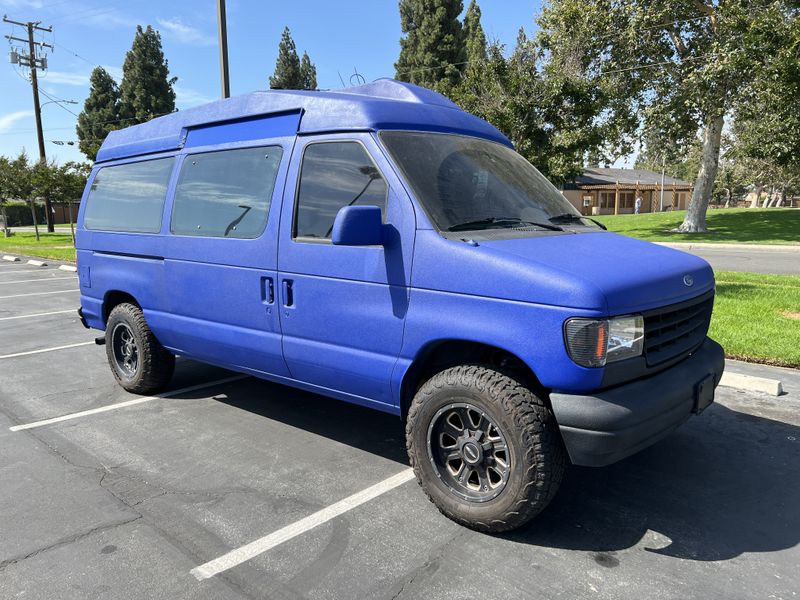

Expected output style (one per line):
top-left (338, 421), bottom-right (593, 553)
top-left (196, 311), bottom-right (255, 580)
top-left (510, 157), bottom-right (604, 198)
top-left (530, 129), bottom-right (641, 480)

top-left (550, 338), bottom-right (725, 467)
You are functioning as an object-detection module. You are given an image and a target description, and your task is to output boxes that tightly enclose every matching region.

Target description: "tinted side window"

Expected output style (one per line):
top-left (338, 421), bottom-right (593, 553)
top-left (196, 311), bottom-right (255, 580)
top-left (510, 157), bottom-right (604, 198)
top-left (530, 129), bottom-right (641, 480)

top-left (171, 146), bottom-right (283, 238)
top-left (295, 142), bottom-right (387, 240)
top-left (83, 157), bottom-right (175, 233)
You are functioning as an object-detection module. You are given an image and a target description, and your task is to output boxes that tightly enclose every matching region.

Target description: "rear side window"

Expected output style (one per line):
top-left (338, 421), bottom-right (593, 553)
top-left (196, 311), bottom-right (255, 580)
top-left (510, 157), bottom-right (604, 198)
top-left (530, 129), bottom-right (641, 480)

top-left (83, 157), bottom-right (175, 233)
top-left (171, 146), bottom-right (283, 238)
top-left (294, 141), bottom-right (387, 240)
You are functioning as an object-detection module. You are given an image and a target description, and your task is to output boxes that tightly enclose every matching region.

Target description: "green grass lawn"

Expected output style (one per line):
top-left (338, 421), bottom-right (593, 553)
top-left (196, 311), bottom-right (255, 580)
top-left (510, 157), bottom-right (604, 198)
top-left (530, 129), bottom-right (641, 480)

top-left (710, 271), bottom-right (800, 367)
top-left (594, 208), bottom-right (800, 245)
top-left (0, 231), bottom-right (76, 262)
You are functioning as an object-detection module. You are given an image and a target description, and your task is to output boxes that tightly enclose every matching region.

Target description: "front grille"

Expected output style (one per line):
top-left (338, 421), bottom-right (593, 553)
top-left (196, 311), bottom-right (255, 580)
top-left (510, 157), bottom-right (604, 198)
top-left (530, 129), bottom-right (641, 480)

top-left (643, 290), bottom-right (714, 366)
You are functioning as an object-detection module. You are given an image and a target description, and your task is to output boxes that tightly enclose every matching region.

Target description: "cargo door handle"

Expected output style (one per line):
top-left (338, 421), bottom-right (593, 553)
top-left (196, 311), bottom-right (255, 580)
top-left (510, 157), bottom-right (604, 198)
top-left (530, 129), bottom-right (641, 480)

top-left (261, 276), bottom-right (274, 304)
top-left (282, 279), bottom-right (294, 307)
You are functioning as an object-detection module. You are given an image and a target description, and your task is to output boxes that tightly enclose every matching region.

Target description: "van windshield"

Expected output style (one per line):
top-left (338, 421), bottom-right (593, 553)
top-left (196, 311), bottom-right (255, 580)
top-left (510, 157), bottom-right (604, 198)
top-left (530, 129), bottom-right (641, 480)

top-left (380, 131), bottom-right (597, 233)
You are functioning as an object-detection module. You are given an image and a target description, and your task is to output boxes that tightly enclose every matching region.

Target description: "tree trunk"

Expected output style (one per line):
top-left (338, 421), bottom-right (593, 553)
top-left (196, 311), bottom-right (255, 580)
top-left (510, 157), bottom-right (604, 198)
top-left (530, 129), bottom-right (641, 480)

top-left (68, 202), bottom-right (75, 246)
top-left (1, 203), bottom-right (8, 237)
top-left (29, 199), bottom-right (40, 241)
top-left (776, 188), bottom-right (785, 208)
top-left (750, 184), bottom-right (763, 208)
top-left (676, 113), bottom-right (724, 232)
top-left (723, 187), bottom-right (731, 208)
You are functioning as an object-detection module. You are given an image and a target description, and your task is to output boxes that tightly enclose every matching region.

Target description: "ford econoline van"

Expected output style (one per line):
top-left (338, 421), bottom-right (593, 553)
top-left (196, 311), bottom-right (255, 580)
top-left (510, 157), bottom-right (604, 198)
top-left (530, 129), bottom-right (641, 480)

top-left (76, 80), bottom-right (724, 532)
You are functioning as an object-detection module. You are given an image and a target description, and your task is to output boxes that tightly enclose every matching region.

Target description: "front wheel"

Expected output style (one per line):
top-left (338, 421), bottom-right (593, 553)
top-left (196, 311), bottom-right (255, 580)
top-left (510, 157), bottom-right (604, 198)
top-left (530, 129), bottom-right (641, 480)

top-left (406, 364), bottom-right (565, 532)
top-left (105, 302), bottom-right (174, 394)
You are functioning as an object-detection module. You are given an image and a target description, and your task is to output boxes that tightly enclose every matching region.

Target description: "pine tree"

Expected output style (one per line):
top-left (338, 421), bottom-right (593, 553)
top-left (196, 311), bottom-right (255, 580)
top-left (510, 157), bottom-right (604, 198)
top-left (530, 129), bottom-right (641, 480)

top-left (394, 0), bottom-right (465, 91)
top-left (299, 52), bottom-right (317, 90)
top-left (269, 27), bottom-right (302, 89)
top-left (462, 0), bottom-right (486, 68)
top-left (119, 25), bottom-right (177, 125)
top-left (76, 67), bottom-right (121, 161)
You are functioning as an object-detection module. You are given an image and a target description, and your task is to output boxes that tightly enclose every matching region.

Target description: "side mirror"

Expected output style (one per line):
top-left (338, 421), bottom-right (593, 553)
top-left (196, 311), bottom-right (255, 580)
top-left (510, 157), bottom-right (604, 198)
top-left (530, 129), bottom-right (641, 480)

top-left (331, 205), bottom-right (383, 246)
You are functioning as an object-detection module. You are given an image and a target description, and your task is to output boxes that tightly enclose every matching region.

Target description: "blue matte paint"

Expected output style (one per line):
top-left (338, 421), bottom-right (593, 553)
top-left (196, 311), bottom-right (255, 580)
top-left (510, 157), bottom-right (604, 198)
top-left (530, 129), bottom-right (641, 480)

top-left (95, 80), bottom-right (510, 163)
top-left (331, 205), bottom-right (384, 246)
top-left (78, 79), bottom-right (719, 430)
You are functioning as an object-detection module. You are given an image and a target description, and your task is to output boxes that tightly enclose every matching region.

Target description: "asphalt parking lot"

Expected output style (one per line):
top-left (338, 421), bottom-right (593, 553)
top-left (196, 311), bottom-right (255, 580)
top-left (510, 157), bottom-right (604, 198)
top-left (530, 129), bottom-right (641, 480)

top-left (1, 259), bottom-right (798, 600)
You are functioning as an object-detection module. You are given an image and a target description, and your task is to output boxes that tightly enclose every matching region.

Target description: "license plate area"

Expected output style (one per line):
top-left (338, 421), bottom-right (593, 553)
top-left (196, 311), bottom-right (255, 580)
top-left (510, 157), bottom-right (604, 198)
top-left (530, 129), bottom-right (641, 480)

top-left (694, 374), bottom-right (715, 414)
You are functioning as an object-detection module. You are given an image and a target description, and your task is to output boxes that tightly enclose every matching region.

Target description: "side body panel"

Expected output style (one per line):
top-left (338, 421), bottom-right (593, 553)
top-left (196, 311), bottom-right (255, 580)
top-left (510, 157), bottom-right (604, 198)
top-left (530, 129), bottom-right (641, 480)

top-left (276, 132), bottom-right (416, 411)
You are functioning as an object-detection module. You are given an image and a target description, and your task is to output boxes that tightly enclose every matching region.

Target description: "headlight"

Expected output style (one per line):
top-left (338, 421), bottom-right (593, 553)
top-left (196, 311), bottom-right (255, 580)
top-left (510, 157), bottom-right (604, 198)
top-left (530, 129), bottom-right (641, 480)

top-left (564, 315), bottom-right (644, 367)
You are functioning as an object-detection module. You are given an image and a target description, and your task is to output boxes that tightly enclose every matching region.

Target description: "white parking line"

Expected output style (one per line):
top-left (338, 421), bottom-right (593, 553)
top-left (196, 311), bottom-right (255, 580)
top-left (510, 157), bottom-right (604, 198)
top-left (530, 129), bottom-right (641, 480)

top-left (0, 289), bottom-right (78, 299)
top-left (190, 468), bottom-right (416, 581)
top-left (0, 341), bottom-right (95, 359)
top-left (0, 269), bottom-right (57, 275)
top-left (0, 309), bottom-right (77, 321)
top-left (9, 374), bottom-right (249, 431)
top-left (0, 276), bottom-right (76, 285)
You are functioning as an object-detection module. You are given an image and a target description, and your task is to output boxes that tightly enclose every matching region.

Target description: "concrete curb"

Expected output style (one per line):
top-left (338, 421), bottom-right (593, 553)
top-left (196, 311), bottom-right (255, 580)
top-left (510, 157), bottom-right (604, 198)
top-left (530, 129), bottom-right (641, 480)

top-left (26, 259), bottom-right (47, 267)
top-left (2, 255), bottom-right (20, 262)
top-left (656, 242), bottom-right (800, 252)
top-left (719, 372), bottom-right (784, 396)
top-left (58, 264), bottom-right (78, 272)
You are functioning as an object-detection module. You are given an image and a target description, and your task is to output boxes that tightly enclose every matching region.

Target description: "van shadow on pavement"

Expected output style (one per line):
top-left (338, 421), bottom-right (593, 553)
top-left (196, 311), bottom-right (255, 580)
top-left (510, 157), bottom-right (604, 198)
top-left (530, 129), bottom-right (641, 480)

top-left (212, 376), bottom-right (799, 562)
top-left (507, 402), bottom-right (800, 562)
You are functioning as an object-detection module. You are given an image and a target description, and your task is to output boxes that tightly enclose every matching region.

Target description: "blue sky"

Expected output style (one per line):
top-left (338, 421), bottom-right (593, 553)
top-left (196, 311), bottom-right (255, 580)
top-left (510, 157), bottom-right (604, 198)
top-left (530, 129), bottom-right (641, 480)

top-left (0, 0), bottom-right (542, 164)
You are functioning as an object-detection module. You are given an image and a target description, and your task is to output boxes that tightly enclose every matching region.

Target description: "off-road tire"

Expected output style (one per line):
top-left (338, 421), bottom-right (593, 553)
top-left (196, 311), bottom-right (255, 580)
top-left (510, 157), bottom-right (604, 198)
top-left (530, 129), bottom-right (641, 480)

top-left (406, 364), bottom-right (565, 532)
top-left (105, 302), bottom-right (174, 394)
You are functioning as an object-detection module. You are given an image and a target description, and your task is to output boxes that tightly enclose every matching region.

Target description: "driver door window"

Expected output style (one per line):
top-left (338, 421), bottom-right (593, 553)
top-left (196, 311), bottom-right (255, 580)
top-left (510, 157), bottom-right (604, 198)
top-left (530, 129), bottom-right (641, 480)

top-left (294, 141), bottom-right (387, 241)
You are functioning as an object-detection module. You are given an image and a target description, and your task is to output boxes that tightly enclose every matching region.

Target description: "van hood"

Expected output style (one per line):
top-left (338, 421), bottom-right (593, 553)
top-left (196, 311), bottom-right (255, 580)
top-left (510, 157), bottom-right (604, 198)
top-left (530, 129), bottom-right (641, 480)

top-left (478, 232), bottom-right (715, 313)
top-left (411, 230), bottom-right (715, 314)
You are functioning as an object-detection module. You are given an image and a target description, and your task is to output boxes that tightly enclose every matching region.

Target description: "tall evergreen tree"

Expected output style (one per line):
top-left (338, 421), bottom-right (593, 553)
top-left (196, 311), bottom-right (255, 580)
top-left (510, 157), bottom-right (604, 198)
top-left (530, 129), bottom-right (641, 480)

top-left (462, 0), bottom-right (486, 67)
top-left (394, 0), bottom-right (465, 90)
top-left (119, 25), bottom-right (177, 125)
top-left (269, 27), bottom-right (302, 89)
top-left (299, 51), bottom-right (317, 90)
top-left (76, 67), bottom-right (121, 161)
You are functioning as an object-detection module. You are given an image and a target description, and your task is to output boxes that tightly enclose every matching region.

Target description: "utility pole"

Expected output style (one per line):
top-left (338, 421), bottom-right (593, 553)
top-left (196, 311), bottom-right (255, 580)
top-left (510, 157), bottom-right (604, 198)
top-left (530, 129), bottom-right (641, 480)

top-left (4, 16), bottom-right (55, 232)
top-left (216, 0), bottom-right (230, 98)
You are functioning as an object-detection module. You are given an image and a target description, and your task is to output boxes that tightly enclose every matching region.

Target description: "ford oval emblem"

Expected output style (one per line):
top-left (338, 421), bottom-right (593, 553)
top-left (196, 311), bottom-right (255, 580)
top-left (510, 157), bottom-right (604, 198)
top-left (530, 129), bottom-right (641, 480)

top-left (683, 275), bottom-right (694, 287)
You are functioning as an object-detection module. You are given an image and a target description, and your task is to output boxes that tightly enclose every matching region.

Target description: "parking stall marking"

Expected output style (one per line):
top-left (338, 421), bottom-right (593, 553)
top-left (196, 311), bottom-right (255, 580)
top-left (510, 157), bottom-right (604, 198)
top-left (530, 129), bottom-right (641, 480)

top-left (190, 468), bottom-right (416, 581)
top-left (0, 269), bottom-right (63, 275)
top-left (0, 341), bottom-right (95, 360)
top-left (0, 309), bottom-right (76, 321)
top-left (9, 374), bottom-right (249, 431)
top-left (0, 276), bottom-right (76, 285)
top-left (0, 289), bottom-right (79, 299)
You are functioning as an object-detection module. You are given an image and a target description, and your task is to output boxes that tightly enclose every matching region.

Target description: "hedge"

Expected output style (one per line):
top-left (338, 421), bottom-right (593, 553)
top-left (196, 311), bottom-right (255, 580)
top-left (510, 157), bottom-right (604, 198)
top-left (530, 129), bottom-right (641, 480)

top-left (1, 202), bottom-right (47, 227)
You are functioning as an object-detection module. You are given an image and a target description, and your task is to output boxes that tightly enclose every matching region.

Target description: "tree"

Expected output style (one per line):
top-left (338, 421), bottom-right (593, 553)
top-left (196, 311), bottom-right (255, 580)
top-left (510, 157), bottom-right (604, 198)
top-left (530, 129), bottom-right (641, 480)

top-left (395, 0), bottom-right (465, 90)
top-left (463, 0), bottom-right (487, 68)
top-left (729, 8), bottom-right (800, 207)
top-left (450, 30), bottom-right (609, 182)
top-left (299, 51), bottom-right (318, 90)
top-left (537, 0), bottom-right (798, 232)
top-left (3, 152), bottom-right (38, 240)
top-left (0, 156), bottom-right (13, 237)
top-left (119, 25), bottom-right (177, 125)
top-left (269, 27), bottom-right (302, 89)
top-left (76, 67), bottom-right (121, 161)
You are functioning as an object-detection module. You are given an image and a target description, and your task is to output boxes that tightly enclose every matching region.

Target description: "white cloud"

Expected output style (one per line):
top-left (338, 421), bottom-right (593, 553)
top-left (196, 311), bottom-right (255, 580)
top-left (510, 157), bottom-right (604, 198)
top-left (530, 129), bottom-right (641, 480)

top-left (0, 1), bottom-right (46, 9)
top-left (174, 85), bottom-right (214, 107)
top-left (156, 18), bottom-right (215, 46)
top-left (0, 110), bottom-right (33, 132)
top-left (41, 71), bottom-right (90, 86)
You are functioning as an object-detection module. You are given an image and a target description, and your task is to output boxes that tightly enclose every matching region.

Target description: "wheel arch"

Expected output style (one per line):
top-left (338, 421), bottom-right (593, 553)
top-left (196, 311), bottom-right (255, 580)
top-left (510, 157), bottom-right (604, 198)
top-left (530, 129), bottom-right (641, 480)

top-left (102, 290), bottom-right (140, 324)
top-left (399, 339), bottom-right (549, 422)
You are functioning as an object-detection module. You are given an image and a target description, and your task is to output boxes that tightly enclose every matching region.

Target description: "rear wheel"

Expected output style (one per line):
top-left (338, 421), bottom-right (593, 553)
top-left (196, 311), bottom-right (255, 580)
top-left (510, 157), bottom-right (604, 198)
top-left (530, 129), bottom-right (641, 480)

top-left (105, 303), bottom-right (174, 394)
top-left (406, 364), bottom-right (565, 532)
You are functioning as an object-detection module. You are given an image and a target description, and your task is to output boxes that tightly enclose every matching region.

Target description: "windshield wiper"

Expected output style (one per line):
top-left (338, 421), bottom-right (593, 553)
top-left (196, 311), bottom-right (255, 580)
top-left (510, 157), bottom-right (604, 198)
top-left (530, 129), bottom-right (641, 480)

top-left (447, 217), bottom-right (563, 232)
top-left (548, 213), bottom-right (607, 230)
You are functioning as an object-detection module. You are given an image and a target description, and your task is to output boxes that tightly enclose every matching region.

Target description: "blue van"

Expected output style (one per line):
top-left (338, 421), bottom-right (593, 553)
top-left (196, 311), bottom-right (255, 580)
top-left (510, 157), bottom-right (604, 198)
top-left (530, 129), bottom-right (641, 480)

top-left (76, 80), bottom-right (724, 532)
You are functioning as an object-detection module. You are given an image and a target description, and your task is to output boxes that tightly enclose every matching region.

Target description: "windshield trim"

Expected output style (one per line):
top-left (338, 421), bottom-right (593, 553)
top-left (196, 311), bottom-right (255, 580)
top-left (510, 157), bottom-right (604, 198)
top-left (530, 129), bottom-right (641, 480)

top-left (377, 129), bottom-right (588, 238)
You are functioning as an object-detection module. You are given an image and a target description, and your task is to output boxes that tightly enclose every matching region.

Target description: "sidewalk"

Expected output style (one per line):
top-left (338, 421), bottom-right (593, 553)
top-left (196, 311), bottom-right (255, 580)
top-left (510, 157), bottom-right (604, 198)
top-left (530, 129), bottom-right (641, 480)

top-left (657, 242), bottom-right (800, 252)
